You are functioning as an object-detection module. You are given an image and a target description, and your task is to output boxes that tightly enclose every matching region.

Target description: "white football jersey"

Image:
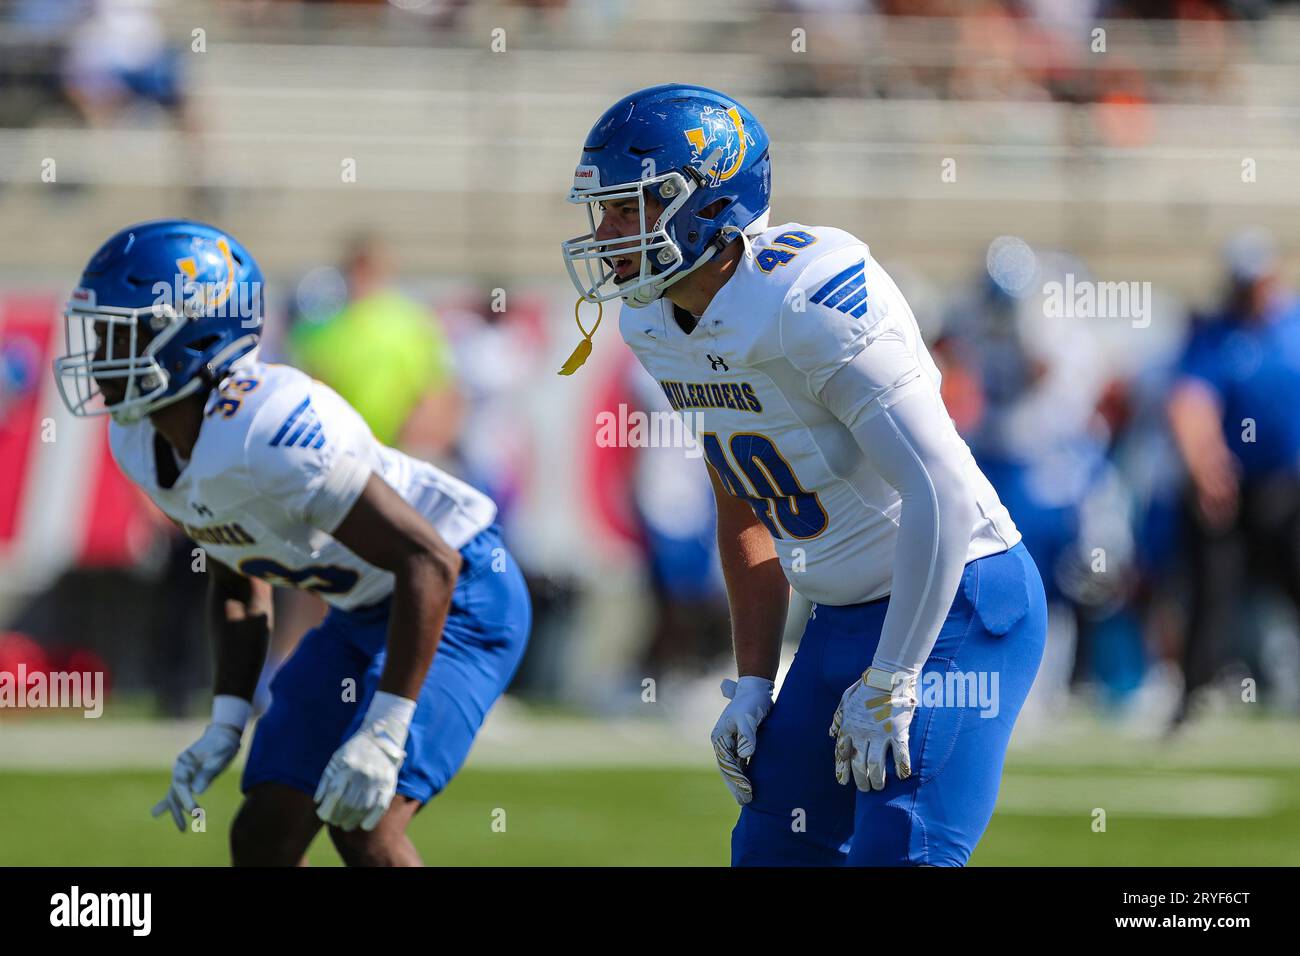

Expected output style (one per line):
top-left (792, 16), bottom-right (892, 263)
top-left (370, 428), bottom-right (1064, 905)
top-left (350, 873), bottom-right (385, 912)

top-left (619, 223), bottom-right (1020, 607)
top-left (109, 360), bottom-right (496, 610)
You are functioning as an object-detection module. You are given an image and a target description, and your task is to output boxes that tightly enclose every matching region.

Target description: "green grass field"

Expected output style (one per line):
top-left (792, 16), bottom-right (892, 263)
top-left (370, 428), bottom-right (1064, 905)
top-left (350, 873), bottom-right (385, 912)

top-left (3, 760), bottom-right (1299, 866)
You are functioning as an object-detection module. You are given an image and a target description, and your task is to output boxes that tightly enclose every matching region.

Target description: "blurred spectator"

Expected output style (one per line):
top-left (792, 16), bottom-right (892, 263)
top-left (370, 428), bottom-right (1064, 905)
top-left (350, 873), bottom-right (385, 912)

top-left (49, 0), bottom-right (215, 211)
top-left (438, 286), bottom-right (589, 701)
top-left (0, 0), bottom-right (85, 128)
top-left (289, 232), bottom-right (463, 460)
top-left (439, 285), bottom-right (546, 523)
top-left (624, 361), bottom-right (730, 677)
top-left (768, 0), bottom-right (1259, 102)
top-left (1165, 229), bottom-right (1300, 726)
top-left (61, 0), bottom-right (186, 128)
top-left (937, 238), bottom-right (1141, 710)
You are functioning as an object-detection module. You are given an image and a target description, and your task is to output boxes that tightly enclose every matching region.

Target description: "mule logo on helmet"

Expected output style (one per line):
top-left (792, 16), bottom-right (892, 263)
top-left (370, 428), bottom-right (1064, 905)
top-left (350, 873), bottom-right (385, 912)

top-left (174, 236), bottom-right (237, 315)
top-left (684, 106), bottom-right (752, 186)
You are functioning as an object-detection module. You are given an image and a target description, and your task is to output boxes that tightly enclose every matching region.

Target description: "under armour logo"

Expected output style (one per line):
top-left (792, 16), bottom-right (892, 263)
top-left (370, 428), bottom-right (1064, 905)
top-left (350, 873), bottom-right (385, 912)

top-left (707, 353), bottom-right (729, 372)
top-left (192, 502), bottom-right (214, 518)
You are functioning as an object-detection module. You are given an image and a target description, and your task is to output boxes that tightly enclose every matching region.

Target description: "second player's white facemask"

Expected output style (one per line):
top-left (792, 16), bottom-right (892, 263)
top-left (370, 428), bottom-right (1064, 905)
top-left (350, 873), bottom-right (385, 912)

top-left (562, 168), bottom-right (700, 307)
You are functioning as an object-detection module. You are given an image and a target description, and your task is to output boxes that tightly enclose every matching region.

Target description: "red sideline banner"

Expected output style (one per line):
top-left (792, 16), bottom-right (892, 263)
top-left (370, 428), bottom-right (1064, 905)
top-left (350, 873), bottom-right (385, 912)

top-left (0, 293), bottom-right (161, 597)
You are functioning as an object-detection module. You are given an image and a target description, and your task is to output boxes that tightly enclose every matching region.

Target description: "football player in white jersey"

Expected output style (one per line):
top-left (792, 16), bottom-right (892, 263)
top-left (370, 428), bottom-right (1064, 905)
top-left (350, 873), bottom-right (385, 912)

top-left (562, 85), bottom-right (1047, 865)
top-left (53, 220), bottom-right (531, 866)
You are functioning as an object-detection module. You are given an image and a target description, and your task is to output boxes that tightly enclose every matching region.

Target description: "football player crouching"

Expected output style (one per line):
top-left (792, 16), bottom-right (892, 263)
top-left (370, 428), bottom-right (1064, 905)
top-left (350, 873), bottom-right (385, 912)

top-left (54, 220), bottom-right (531, 866)
top-left (561, 85), bottom-right (1048, 866)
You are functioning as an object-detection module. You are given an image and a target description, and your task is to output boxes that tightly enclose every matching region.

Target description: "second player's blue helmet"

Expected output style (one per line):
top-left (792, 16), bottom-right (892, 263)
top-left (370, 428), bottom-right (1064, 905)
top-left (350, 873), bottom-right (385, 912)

top-left (53, 219), bottom-right (264, 423)
top-left (562, 84), bottom-right (772, 306)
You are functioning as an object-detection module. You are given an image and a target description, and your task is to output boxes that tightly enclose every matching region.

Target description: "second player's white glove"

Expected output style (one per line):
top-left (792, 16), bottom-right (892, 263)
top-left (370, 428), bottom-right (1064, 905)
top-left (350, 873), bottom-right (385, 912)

top-left (710, 676), bottom-right (775, 805)
top-left (152, 695), bottom-right (251, 832)
top-left (829, 666), bottom-right (918, 792)
top-left (315, 692), bottom-right (415, 832)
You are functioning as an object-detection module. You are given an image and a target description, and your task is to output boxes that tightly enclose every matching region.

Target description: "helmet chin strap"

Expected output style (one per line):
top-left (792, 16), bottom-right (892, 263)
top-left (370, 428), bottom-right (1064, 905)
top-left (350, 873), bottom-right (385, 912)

top-left (121, 374), bottom-right (202, 421)
top-left (122, 335), bottom-right (261, 422)
top-left (197, 335), bottom-right (260, 415)
top-left (625, 216), bottom-right (763, 307)
top-left (625, 242), bottom-right (719, 307)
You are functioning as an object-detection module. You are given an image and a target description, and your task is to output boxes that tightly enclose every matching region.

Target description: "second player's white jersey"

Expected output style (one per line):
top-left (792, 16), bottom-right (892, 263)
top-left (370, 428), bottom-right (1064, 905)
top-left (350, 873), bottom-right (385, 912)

top-left (619, 223), bottom-right (1020, 607)
top-left (110, 360), bottom-right (496, 610)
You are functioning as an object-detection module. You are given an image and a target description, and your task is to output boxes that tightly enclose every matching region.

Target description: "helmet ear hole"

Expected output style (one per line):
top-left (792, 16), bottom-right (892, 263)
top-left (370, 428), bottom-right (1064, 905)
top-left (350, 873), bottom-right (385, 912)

top-left (697, 198), bottom-right (731, 221)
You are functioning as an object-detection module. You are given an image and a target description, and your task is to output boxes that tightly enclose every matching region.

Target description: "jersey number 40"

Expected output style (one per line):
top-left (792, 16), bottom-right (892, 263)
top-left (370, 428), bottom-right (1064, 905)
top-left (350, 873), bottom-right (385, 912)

top-left (702, 432), bottom-right (828, 539)
top-left (755, 230), bottom-right (817, 274)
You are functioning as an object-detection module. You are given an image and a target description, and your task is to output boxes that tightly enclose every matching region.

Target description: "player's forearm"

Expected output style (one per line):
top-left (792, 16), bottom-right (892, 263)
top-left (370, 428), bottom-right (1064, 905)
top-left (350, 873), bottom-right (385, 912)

top-left (328, 472), bottom-right (464, 700)
top-left (377, 548), bottom-right (462, 700)
top-left (208, 572), bottom-right (273, 703)
top-left (822, 350), bottom-right (979, 675)
top-left (1167, 381), bottom-right (1234, 486)
top-left (874, 471), bottom-right (976, 675)
top-left (854, 399), bottom-right (977, 674)
top-left (718, 520), bottom-right (789, 681)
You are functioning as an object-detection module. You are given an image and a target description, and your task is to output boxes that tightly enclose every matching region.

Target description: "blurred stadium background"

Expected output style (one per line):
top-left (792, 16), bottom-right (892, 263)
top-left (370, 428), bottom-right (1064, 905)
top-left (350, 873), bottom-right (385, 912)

top-left (2, 0), bottom-right (1299, 866)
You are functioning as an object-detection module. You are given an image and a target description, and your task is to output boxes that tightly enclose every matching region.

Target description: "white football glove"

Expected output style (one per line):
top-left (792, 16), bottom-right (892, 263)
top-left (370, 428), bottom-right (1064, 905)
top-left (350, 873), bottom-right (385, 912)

top-left (710, 676), bottom-right (775, 805)
top-left (315, 692), bottom-right (415, 832)
top-left (152, 695), bottom-right (250, 832)
top-left (829, 666), bottom-right (918, 792)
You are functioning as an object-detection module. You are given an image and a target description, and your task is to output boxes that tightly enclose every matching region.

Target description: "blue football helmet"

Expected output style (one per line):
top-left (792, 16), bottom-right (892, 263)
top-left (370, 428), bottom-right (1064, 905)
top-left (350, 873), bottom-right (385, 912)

top-left (54, 219), bottom-right (264, 423)
top-left (562, 84), bottom-right (771, 306)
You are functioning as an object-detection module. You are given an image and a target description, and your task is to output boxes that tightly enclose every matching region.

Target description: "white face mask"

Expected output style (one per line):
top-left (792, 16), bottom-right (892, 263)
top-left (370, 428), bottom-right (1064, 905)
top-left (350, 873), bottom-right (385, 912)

top-left (561, 169), bottom-right (700, 307)
top-left (53, 297), bottom-right (261, 425)
top-left (53, 300), bottom-right (188, 423)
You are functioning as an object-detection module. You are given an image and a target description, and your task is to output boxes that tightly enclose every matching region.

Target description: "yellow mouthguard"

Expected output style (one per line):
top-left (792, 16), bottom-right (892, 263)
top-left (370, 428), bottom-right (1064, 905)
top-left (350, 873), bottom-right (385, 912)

top-left (558, 297), bottom-right (604, 376)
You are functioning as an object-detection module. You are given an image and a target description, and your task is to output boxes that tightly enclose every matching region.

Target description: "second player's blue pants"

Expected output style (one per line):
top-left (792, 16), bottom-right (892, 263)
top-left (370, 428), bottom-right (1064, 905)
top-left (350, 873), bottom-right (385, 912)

top-left (732, 542), bottom-right (1047, 866)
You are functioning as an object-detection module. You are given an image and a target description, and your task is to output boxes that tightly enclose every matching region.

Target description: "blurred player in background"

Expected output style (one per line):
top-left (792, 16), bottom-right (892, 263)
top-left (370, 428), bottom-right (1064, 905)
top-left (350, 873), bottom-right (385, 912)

top-left (52, 219), bottom-right (530, 866)
top-left (1166, 229), bottom-right (1300, 727)
top-left (290, 231), bottom-right (462, 461)
top-left (561, 85), bottom-right (1047, 866)
top-left (625, 358), bottom-right (732, 677)
top-left (937, 241), bottom-right (1140, 711)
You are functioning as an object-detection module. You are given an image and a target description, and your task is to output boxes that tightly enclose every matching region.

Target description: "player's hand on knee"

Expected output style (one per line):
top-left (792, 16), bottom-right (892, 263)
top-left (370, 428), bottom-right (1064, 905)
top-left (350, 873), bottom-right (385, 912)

top-left (710, 676), bottom-right (775, 806)
top-left (152, 695), bottom-right (250, 832)
top-left (829, 667), bottom-right (917, 792)
top-left (315, 692), bottom-right (414, 832)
